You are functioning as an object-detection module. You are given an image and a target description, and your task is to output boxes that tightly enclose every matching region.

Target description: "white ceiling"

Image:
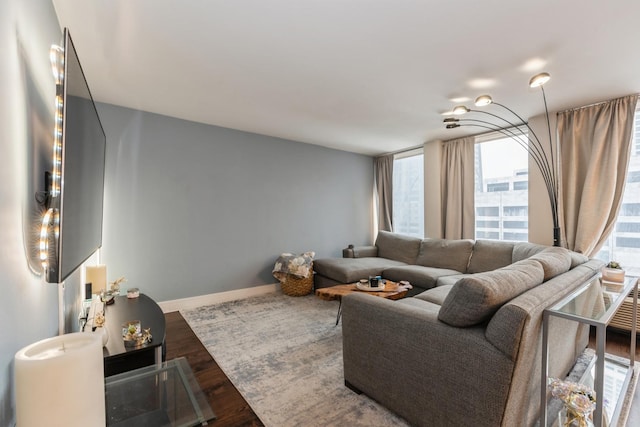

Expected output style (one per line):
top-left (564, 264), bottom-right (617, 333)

top-left (51, 0), bottom-right (640, 156)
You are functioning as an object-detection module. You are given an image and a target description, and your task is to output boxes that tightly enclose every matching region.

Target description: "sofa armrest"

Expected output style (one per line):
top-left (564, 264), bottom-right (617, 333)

top-left (342, 245), bottom-right (378, 258)
top-left (342, 294), bottom-right (512, 427)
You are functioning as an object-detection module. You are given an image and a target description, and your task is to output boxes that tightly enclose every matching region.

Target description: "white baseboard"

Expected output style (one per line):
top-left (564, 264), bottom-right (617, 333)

top-left (158, 283), bottom-right (279, 313)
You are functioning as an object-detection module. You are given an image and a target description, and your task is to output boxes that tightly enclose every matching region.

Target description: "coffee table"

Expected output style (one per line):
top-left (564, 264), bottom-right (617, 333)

top-left (316, 281), bottom-right (411, 325)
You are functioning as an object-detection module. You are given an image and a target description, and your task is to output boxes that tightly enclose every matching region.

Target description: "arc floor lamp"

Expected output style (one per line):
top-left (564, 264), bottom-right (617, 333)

top-left (444, 72), bottom-right (561, 247)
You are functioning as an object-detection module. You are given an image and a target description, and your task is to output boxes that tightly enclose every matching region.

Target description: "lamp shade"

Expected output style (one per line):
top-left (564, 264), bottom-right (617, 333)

top-left (85, 264), bottom-right (107, 294)
top-left (474, 95), bottom-right (493, 107)
top-left (529, 72), bottom-right (551, 88)
top-left (14, 332), bottom-right (105, 427)
top-left (452, 105), bottom-right (470, 115)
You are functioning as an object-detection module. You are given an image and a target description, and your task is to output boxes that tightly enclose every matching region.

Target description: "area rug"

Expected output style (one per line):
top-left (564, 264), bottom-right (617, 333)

top-left (181, 292), bottom-right (410, 426)
top-left (182, 292), bottom-right (639, 427)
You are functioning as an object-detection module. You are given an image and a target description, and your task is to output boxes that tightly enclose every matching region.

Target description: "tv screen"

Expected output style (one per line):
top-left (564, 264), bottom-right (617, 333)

top-left (47, 29), bottom-right (106, 283)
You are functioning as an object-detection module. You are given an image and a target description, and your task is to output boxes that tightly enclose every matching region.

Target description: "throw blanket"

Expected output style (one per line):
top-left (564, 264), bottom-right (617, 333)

top-left (272, 252), bottom-right (315, 280)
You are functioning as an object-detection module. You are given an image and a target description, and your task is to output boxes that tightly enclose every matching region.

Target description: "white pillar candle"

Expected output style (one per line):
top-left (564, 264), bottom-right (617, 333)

top-left (14, 332), bottom-right (105, 427)
top-left (85, 264), bottom-right (107, 293)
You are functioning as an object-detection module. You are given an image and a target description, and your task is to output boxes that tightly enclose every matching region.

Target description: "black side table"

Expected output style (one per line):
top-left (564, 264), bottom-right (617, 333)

top-left (103, 293), bottom-right (166, 377)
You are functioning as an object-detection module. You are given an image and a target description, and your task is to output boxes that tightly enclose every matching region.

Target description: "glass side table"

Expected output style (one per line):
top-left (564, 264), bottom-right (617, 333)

top-left (105, 357), bottom-right (215, 427)
top-left (540, 275), bottom-right (638, 427)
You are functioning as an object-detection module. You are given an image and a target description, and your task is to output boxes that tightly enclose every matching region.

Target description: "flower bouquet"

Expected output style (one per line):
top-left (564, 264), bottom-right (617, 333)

top-left (548, 378), bottom-right (596, 427)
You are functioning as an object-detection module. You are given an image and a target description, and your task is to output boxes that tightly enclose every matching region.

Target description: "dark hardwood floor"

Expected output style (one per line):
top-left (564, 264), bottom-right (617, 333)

top-left (164, 311), bottom-right (263, 427)
top-left (166, 311), bottom-right (639, 426)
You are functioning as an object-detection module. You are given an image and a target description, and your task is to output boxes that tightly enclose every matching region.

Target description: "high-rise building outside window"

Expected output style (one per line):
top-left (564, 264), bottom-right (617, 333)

top-left (596, 106), bottom-right (640, 276)
top-left (393, 150), bottom-right (424, 238)
top-left (475, 133), bottom-right (529, 242)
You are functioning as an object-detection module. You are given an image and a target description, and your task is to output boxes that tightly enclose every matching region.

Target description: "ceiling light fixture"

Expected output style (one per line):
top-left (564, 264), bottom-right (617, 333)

top-left (443, 72), bottom-right (561, 246)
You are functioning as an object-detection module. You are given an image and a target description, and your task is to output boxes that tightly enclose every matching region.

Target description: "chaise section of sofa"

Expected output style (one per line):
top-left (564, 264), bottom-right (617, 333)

top-left (314, 231), bottom-right (474, 293)
top-left (314, 230), bottom-right (423, 289)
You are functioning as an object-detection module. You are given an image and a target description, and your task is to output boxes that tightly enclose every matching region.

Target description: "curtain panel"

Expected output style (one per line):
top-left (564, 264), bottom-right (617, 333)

top-left (374, 154), bottom-right (394, 232)
top-left (558, 94), bottom-right (638, 256)
top-left (441, 136), bottom-right (475, 239)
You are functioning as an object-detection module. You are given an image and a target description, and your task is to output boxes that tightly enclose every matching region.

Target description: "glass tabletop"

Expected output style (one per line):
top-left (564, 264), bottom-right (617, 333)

top-left (105, 357), bottom-right (215, 427)
top-left (549, 275), bottom-right (638, 326)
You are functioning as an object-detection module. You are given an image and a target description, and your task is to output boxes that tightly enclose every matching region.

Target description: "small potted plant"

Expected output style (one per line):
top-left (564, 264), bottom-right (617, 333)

top-left (602, 261), bottom-right (625, 283)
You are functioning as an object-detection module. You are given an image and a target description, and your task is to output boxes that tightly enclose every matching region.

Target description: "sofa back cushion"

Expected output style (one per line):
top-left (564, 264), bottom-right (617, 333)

top-left (375, 231), bottom-right (422, 264)
top-left (513, 241), bottom-right (589, 270)
top-left (467, 240), bottom-right (516, 273)
top-left (438, 259), bottom-right (545, 327)
top-left (415, 238), bottom-right (474, 272)
top-left (569, 251), bottom-right (589, 269)
top-left (512, 242), bottom-right (547, 262)
top-left (528, 247), bottom-right (572, 281)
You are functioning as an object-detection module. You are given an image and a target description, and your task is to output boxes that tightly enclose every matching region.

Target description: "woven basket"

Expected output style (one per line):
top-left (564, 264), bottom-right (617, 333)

top-left (280, 268), bottom-right (314, 296)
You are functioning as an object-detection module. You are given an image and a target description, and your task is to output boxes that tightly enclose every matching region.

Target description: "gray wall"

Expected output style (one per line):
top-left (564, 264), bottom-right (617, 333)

top-left (0, 3), bottom-right (372, 422)
top-left (0, 0), bottom-right (70, 425)
top-left (97, 103), bottom-right (374, 302)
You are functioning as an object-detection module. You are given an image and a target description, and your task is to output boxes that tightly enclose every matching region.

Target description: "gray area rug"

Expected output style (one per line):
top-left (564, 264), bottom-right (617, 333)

top-left (182, 292), bottom-right (639, 427)
top-left (181, 292), bottom-right (410, 426)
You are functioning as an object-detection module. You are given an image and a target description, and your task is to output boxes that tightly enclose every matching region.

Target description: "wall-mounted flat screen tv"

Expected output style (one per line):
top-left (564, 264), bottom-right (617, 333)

top-left (46, 28), bottom-right (106, 283)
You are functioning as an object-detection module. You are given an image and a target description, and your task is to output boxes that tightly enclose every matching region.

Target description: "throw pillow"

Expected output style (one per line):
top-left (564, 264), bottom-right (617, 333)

top-left (438, 259), bottom-right (544, 327)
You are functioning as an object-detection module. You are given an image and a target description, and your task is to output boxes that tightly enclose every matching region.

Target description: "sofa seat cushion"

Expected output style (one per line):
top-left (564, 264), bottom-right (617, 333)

top-left (396, 297), bottom-right (442, 314)
top-left (415, 238), bottom-right (474, 272)
top-left (438, 259), bottom-right (545, 327)
top-left (313, 257), bottom-right (406, 284)
top-left (382, 265), bottom-right (462, 290)
top-left (375, 230), bottom-right (422, 264)
top-left (467, 240), bottom-right (515, 273)
top-left (435, 274), bottom-right (470, 287)
top-left (415, 285), bottom-right (454, 305)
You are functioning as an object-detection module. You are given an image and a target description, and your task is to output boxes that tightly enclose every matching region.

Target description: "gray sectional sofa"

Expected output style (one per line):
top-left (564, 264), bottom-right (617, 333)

top-left (315, 231), bottom-right (605, 427)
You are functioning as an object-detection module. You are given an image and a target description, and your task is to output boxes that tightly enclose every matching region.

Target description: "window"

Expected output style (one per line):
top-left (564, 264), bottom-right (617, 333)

top-left (504, 221), bottom-right (528, 229)
top-left (616, 222), bottom-right (640, 233)
top-left (513, 181), bottom-right (528, 190)
top-left (503, 206), bottom-right (528, 216)
top-left (596, 106), bottom-right (640, 275)
top-left (477, 220), bottom-right (500, 228)
top-left (393, 150), bottom-right (424, 238)
top-left (476, 206), bottom-right (499, 216)
top-left (628, 171), bottom-right (640, 183)
top-left (487, 182), bottom-right (509, 192)
top-left (475, 133), bottom-right (529, 242)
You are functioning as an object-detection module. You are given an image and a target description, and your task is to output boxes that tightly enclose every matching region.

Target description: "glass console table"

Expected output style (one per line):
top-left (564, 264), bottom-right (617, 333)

top-left (540, 275), bottom-right (638, 427)
top-left (105, 357), bottom-right (215, 426)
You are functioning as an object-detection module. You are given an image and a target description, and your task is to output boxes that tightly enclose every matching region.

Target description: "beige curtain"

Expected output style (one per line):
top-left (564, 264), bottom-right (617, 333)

top-left (441, 136), bottom-right (475, 239)
top-left (375, 154), bottom-right (394, 232)
top-left (559, 94), bottom-right (638, 256)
